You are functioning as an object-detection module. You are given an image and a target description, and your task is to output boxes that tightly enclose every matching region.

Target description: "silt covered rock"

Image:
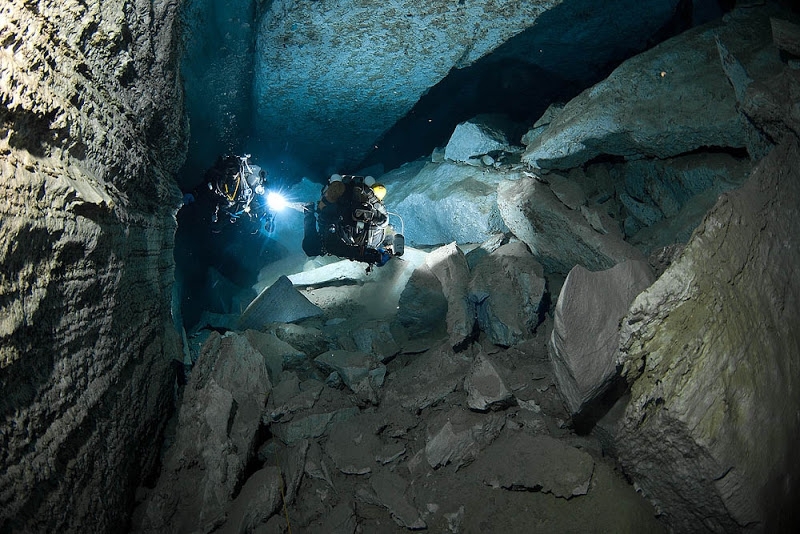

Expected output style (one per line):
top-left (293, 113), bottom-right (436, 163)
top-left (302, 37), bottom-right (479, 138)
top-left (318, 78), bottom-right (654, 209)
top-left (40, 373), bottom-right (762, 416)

top-left (468, 241), bottom-right (546, 346)
top-left (616, 137), bottom-right (800, 532)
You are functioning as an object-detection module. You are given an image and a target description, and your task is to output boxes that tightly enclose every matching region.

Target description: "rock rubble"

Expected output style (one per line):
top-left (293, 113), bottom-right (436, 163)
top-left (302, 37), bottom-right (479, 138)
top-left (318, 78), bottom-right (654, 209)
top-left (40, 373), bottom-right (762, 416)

top-left (132, 251), bottom-right (664, 533)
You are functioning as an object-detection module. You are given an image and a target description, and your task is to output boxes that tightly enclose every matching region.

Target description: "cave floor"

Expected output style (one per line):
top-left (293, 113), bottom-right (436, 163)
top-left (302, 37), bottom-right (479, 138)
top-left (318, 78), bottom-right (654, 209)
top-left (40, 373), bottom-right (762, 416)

top-left (251, 253), bottom-right (665, 533)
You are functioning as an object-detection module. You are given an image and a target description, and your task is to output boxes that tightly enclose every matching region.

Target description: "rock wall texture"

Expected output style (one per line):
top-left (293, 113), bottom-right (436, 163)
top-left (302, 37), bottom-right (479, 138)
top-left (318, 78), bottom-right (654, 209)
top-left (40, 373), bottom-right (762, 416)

top-left (0, 0), bottom-right (187, 532)
top-left (254, 0), bottom-right (561, 172)
top-left (382, 160), bottom-right (517, 247)
top-left (522, 6), bottom-right (783, 170)
top-left (180, 0), bottom-right (257, 184)
top-left (616, 136), bottom-right (800, 532)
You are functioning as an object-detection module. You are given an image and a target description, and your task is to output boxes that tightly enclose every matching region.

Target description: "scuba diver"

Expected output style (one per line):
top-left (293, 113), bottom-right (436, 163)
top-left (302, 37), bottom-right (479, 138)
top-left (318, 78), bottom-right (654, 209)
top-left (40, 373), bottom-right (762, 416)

top-left (302, 174), bottom-right (404, 270)
top-left (184, 154), bottom-right (274, 232)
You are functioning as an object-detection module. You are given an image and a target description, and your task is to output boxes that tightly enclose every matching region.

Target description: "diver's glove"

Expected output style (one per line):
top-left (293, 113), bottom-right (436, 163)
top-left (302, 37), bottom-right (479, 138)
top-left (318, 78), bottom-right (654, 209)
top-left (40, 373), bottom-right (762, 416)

top-left (376, 247), bottom-right (391, 267)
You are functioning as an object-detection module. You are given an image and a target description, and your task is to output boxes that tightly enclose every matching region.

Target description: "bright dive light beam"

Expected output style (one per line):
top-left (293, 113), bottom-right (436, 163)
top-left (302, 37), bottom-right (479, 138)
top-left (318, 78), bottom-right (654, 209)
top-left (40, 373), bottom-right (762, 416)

top-left (267, 191), bottom-right (288, 211)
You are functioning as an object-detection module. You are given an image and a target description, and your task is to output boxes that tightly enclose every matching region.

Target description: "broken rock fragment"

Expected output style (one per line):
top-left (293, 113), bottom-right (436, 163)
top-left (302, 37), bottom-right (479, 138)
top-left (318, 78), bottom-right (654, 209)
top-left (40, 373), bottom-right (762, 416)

top-left (549, 260), bottom-right (655, 416)
top-left (444, 114), bottom-right (517, 163)
top-left (239, 275), bottom-right (322, 330)
top-left (498, 176), bottom-right (645, 274)
top-left (464, 352), bottom-right (514, 412)
top-left (314, 350), bottom-right (386, 393)
top-left (218, 466), bottom-right (283, 533)
top-left (270, 406), bottom-right (359, 446)
top-left (425, 242), bottom-right (476, 349)
top-left (425, 408), bottom-right (506, 470)
top-left (474, 432), bottom-right (595, 498)
top-left (358, 469), bottom-right (427, 530)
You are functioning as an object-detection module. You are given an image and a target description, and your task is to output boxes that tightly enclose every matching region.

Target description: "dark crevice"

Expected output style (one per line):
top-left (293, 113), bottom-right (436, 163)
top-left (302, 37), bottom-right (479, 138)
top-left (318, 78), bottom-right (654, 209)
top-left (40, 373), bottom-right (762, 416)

top-left (233, 424), bottom-right (273, 500)
top-left (583, 144), bottom-right (752, 169)
top-left (571, 373), bottom-right (630, 436)
top-left (673, 144), bottom-right (751, 159)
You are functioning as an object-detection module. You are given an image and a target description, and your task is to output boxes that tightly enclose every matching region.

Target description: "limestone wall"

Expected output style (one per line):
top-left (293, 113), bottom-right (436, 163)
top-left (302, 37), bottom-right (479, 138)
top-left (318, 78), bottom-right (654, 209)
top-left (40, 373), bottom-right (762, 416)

top-left (616, 137), bottom-right (800, 532)
top-left (0, 0), bottom-right (187, 531)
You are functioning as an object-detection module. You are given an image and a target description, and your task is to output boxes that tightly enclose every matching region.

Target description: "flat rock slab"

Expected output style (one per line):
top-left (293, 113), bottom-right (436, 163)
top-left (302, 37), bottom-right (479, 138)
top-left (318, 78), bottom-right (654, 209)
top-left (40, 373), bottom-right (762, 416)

top-left (474, 432), bottom-right (595, 499)
top-left (383, 343), bottom-right (472, 412)
top-left (549, 260), bottom-right (654, 415)
top-left (325, 415), bottom-right (384, 475)
top-left (239, 275), bottom-right (322, 330)
top-left (367, 470), bottom-right (427, 530)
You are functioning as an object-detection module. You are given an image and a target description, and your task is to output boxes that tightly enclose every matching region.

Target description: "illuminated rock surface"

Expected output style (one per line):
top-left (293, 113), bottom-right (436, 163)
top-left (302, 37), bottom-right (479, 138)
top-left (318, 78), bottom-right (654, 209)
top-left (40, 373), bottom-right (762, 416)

top-left (0, 0), bottom-right (187, 531)
top-left (523, 8), bottom-right (783, 170)
top-left (616, 136), bottom-right (800, 533)
top-left (3, 1), bottom-right (799, 533)
top-left (549, 261), bottom-right (655, 415)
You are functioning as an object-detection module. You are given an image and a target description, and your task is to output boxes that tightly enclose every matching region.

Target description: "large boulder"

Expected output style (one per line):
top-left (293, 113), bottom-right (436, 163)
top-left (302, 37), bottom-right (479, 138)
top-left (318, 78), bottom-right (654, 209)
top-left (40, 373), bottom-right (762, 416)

top-left (522, 6), bottom-right (784, 170)
top-left (549, 260), bottom-right (654, 416)
top-left (382, 161), bottom-right (517, 247)
top-left (497, 175), bottom-right (645, 274)
top-left (444, 114), bottom-right (520, 163)
top-left (425, 243), bottom-right (475, 349)
top-left (253, 0), bottom-right (560, 171)
top-left (135, 332), bottom-right (272, 533)
top-left (615, 136), bottom-right (800, 532)
top-left (468, 241), bottom-right (546, 346)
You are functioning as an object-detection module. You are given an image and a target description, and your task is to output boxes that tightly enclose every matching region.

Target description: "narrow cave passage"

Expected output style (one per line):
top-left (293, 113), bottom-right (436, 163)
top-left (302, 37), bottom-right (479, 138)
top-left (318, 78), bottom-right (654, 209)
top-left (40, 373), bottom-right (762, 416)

top-left (173, 0), bottom-right (727, 334)
top-left (5, 1), bottom-right (800, 533)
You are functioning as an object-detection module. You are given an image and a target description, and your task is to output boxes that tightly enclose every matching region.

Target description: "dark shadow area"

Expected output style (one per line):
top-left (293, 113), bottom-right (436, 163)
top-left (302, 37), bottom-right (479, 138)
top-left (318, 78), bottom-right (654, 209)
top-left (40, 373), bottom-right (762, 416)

top-left (571, 374), bottom-right (631, 436)
top-left (358, 0), bottom-right (735, 174)
top-left (358, 60), bottom-right (582, 173)
top-left (178, 0), bottom-right (260, 190)
top-left (174, 186), bottom-right (287, 329)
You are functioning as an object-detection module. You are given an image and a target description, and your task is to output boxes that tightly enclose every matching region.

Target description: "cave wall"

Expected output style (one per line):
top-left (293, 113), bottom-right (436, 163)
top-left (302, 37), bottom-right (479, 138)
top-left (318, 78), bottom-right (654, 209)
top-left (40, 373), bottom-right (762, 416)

top-left (252, 0), bottom-right (564, 175)
top-left (179, 0), bottom-right (258, 188)
top-left (0, 0), bottom-right (188, 531)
